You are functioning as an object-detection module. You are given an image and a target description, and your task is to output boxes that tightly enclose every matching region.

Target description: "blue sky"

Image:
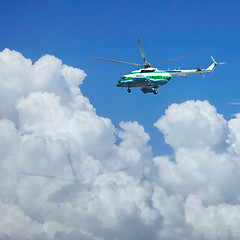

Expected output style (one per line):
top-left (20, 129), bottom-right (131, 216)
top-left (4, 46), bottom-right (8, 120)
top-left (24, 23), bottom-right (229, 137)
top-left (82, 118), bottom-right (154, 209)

top-left (1, 0), bottom-right (239, 155)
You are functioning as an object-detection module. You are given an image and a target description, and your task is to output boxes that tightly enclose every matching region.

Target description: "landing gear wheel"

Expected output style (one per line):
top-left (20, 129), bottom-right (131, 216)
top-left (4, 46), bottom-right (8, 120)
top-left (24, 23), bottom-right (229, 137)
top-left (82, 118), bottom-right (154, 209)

top-left (127, 88), bottom-right (131, 93)
top-left (153, 90), bottom-right (158, 95)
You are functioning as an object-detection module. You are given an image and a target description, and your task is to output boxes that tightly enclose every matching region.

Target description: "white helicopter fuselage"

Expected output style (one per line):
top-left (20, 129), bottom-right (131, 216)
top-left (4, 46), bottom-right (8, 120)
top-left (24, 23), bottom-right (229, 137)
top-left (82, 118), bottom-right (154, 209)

top-left (117, 63), bottom-right (215, 94)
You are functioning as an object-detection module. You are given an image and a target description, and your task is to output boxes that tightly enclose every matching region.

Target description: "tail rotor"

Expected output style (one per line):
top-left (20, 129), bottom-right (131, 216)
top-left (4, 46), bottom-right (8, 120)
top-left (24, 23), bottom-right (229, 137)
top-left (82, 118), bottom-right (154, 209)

top-left (210, 56), bottom-right (227, 73)
top-left (211, 56), bottom-right (227, 65)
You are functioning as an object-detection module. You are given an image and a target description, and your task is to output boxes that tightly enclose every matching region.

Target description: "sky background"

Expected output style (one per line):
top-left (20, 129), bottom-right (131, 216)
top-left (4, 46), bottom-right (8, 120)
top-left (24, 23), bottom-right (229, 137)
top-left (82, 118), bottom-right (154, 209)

top-left (1, 0), bottom-right (239, 155)
top-left (1, 0), bottom-right (240, 239)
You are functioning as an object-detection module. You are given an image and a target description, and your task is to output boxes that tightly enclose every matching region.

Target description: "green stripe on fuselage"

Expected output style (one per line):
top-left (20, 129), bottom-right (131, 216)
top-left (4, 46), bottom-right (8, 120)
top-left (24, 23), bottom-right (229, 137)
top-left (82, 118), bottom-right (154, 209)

top-left (122, 75), bottom-right (171, 81)
top-left (117, 75), bottom-right (171, 88)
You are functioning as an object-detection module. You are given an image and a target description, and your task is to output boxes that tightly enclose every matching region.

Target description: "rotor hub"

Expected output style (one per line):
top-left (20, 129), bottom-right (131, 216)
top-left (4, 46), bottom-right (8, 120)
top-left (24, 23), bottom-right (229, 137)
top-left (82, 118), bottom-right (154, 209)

top-left (144, 63), bottom-right (152, 68)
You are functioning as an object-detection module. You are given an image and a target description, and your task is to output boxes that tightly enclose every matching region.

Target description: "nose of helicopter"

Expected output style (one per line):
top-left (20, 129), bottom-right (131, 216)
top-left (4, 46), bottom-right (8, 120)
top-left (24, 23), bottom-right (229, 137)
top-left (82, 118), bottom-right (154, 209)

top-left (116, 79), bottom-right (122, 87)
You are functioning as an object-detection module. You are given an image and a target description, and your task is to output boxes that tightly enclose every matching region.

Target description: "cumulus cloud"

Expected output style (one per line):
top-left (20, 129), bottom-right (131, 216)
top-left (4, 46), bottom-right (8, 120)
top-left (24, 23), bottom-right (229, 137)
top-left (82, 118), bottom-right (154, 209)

top-left (154, 100), bottom-right (228, 152)
top-left (0, 49), bottom-right (240, 240)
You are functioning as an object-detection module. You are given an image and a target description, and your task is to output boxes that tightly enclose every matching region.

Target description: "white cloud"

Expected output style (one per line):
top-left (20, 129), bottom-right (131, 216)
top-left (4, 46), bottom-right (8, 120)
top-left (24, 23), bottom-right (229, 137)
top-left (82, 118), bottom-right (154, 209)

top-left (0, 48), bottom-right (87, 122)
top-left (184, 194), bottom-right (240, 240)
top-left (228, 114), bottom-right (240, 154)
top-left (154, 100), bottom-right (228, 152)
top-left (0, 49), bottom-right (240, 240)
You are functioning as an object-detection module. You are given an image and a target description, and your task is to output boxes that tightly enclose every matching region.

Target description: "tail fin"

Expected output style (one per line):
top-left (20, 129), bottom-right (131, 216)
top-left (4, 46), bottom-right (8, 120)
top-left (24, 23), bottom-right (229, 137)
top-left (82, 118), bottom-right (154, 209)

top-left (206, 62), bottom-right (216, 71)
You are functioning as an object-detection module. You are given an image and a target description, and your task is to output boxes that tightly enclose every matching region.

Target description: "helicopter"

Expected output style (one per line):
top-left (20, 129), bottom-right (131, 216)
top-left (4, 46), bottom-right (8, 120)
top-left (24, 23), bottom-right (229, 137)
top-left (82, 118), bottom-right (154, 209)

top-left (92, 39), bottom-right (226, 94)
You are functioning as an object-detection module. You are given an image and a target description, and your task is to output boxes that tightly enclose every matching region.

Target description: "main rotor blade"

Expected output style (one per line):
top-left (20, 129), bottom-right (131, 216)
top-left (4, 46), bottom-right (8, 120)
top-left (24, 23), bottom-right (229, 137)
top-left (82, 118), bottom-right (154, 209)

top-left (154, 52), bottom-right (200, 65)
top-left (21, 172), bottom-right (73, 182)
top-left (67, 153), bottom-right (78, 181)
top-left (138, 39), bottom-right (148, 64)
top-left (91, 57), bottom-right (142, 66)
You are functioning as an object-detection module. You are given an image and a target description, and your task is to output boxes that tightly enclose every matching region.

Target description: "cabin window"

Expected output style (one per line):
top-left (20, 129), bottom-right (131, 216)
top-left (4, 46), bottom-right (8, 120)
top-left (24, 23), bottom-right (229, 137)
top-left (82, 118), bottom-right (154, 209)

top-left (140, 69), bottom-right (155, 73)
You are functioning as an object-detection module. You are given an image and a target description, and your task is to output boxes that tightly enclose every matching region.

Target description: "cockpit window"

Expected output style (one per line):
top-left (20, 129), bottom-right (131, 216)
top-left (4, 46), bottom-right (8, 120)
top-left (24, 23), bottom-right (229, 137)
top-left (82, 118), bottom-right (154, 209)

top-left (122, 76), bottom-right (126, 80)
